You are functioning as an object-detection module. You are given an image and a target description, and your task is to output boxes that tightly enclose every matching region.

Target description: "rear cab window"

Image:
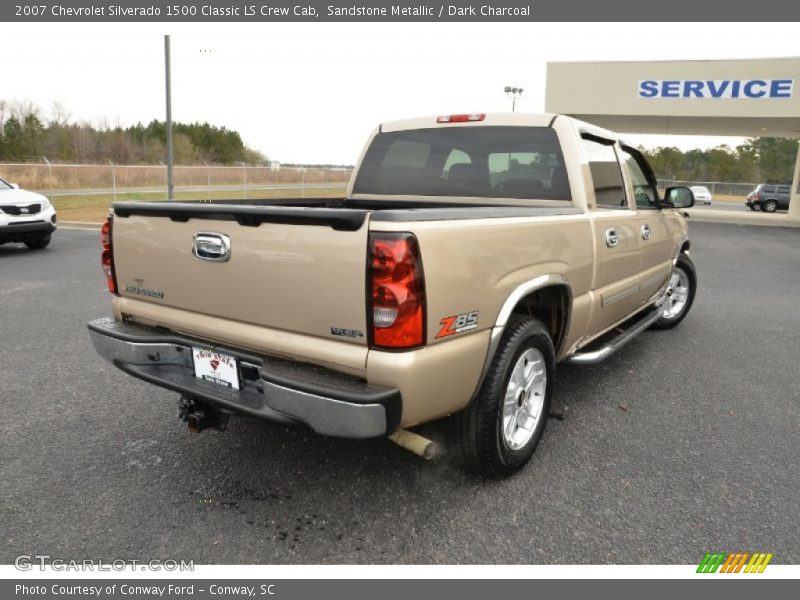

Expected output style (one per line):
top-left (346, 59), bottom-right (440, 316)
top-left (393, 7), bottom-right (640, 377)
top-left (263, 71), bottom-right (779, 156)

top-left (352, 126), bottom-right (571, 203)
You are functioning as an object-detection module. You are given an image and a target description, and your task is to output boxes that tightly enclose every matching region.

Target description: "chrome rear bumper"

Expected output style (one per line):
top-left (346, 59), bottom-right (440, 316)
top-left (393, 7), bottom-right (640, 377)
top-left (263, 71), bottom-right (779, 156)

top-left (87, 317), bottom-right (401, 438)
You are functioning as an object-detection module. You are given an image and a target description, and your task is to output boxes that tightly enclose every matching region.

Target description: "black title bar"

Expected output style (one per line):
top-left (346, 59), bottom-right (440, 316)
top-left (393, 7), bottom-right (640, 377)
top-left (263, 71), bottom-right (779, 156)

top-left (5, 0), bottom-right (800, 21)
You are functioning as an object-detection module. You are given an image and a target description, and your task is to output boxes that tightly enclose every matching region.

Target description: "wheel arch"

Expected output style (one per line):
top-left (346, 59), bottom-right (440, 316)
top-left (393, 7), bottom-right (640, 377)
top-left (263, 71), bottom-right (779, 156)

top-left (504, 284), bottom-right (571, 358)
top-left (470, 274), bottom-right (571, 403)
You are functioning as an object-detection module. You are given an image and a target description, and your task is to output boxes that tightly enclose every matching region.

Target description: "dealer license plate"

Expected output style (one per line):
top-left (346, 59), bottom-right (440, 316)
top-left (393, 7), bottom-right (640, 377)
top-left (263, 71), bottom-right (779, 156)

top-left (192, 348), bottom-right (240, 390)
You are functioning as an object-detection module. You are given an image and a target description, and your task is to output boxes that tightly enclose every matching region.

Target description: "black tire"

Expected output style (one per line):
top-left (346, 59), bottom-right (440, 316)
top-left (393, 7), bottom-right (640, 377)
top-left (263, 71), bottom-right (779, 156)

top-left (651, 253), bottom-right (696, 330)
top-left (763, 200), bottom-right (778, 213)
top-left (24, 236), bottom-right (51, 250)
top-left (451, 316), bottom-right (555, 478)
top-left (748, 205), bottom-right (757, 211)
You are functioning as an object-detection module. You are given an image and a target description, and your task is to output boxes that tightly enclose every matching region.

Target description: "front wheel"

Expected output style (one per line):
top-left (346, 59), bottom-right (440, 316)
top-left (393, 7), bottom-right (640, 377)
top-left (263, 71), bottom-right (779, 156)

top-left (652, 253), bottom-right (696, 329)
top-left (451, 316), bottom-right (555, 478)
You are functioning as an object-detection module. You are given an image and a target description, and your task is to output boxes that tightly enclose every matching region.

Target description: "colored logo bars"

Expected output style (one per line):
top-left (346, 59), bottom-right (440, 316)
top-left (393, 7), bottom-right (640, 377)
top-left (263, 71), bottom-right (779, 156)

top-left (697, 552), bottom-right (773, 573)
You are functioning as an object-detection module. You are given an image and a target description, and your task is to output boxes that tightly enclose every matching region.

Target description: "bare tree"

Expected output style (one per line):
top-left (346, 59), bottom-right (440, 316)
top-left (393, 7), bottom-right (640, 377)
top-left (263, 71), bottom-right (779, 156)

top-left (51, 101), bottom-right (71, 127)
top-left (10, 99), bottom-right (40, 121)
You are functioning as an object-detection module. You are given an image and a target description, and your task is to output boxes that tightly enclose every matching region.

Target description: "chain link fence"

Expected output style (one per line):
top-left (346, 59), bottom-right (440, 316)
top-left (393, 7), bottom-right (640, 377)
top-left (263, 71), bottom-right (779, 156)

top-left (656, 179), bottom-right (756, 199)
top-left (0, 160), bottom-right (354, 201)
top-left (2, 161), bottom-right (764, 202)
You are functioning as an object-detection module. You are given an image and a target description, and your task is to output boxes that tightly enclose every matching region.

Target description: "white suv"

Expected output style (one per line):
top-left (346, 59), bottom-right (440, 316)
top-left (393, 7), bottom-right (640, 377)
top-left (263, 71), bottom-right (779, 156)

top-left (0, 177), bottom-right (57, 249)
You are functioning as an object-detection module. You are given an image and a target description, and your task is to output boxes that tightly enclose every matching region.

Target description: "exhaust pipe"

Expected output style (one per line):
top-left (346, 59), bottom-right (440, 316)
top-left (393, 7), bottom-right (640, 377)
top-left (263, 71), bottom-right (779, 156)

top-left (388, 429), bottom-right (439, 460)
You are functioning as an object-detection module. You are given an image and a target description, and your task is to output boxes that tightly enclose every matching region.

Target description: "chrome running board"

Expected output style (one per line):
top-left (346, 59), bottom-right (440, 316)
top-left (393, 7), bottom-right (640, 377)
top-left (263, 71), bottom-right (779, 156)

top-left (564, 307), bottom-right (664, 365)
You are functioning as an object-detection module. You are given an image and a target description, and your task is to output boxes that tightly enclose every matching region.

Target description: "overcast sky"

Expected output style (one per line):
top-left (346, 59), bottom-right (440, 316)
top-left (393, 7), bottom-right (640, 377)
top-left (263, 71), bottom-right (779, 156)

top-left (2, 22), bottom-right (798, 164)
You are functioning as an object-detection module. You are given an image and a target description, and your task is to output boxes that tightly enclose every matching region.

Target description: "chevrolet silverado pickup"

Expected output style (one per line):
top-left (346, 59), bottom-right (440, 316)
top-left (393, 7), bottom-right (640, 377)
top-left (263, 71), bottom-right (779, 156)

top-left (88, 113), bottom-right (697, 477)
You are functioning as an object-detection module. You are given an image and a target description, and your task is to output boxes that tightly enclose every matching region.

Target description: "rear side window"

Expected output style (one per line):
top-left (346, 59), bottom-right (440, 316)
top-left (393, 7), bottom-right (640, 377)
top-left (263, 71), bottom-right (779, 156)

top-left (581, 137), bottom-right (627, 209)
top-left (352, 126), bottom-right (571, 201)
top-left (778, 185), bottom-right (791, 194)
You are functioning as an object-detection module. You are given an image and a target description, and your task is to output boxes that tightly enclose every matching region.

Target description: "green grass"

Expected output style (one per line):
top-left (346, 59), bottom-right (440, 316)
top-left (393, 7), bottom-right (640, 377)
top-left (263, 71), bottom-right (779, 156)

top-left (53, 186), bottom-right (348, 223)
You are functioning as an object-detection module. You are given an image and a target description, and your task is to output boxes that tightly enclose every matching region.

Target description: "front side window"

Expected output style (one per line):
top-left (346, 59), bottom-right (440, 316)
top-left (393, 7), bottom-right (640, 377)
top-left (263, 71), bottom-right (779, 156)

top-left (621, 148), bottom-right (658, 209)
top-left (352, 126), bottom-right (571, 201)
top-left (581, 137), bottom-right (627, 209)
top-left (0, 178), bottom-right (12, 190)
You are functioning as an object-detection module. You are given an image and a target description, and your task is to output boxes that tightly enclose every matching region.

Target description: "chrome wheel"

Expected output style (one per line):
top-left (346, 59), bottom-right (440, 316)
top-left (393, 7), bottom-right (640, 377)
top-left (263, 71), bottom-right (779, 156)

top-left (662, 267), bottom-right (690, 320)
top-left (502, 348), bottom-right (546, 450)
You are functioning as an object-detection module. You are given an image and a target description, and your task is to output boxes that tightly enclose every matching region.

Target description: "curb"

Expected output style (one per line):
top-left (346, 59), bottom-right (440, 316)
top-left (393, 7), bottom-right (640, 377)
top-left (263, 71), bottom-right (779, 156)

top-left (61, 221), bottom-right (102, 229)
top-left (686, 209), bottom-right (800, 228)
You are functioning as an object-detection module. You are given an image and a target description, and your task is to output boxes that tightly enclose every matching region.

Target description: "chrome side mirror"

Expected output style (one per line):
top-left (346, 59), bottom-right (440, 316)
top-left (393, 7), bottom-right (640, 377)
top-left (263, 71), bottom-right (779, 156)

top-left (664, 186), bottom-right (694, 209)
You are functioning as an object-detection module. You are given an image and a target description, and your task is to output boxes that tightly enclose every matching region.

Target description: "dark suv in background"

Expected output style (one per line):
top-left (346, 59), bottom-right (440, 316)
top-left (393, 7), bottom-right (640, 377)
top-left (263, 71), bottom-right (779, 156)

top-left (745, 183), bottom-right (792, 213)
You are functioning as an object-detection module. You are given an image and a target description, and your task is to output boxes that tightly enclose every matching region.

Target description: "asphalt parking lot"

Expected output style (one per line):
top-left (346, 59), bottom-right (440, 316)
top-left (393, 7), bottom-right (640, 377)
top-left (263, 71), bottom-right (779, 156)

top-left (2, 222), bottom-right (799, 565)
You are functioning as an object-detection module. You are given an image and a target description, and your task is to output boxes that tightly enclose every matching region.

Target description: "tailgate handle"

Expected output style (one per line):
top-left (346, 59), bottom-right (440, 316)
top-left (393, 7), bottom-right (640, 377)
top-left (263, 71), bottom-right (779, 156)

top-left (192, 232), bottom-right (231, 262)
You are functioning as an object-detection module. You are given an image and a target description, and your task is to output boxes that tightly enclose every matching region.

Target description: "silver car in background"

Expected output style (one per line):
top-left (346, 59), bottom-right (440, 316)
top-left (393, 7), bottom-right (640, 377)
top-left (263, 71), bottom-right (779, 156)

top-left (690, 185), bottom-right (712, 205)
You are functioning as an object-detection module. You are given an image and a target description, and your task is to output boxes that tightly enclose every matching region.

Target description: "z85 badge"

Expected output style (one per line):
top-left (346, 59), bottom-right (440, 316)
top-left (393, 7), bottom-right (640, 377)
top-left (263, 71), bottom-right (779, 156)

top-left (436, 311), bottom-right (479, 338)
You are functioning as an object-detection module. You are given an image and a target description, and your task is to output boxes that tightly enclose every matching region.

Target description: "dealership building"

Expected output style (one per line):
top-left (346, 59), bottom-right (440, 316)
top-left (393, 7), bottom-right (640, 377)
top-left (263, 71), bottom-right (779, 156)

top-left (545, 57), bottom-right (800, 222)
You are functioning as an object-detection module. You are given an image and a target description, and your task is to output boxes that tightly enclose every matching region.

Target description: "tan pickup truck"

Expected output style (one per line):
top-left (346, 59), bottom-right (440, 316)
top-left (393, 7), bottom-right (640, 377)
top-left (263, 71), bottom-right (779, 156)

top-left (88, 113), bottom-right (697, 477)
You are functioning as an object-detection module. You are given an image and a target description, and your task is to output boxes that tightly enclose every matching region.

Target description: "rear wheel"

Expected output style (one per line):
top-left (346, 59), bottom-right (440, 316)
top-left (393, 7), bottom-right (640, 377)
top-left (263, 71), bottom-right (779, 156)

top-left (24, 236), bottom-right (51, 250)
top-left (451, 316), bottom-right (554, 478)
top-left (763, 199), bottom-right (778, 213)
top-left (652, 253), bottom-right (696, 329)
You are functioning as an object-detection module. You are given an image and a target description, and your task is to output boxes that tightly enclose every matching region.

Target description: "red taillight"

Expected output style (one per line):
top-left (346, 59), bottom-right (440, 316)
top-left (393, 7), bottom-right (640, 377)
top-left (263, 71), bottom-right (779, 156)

top-left (100, 216), bottom-right (118, 294)
top-left (369, 233), bottom-right (425, 349)
top-left (436, 114), bottom-right (485, 123)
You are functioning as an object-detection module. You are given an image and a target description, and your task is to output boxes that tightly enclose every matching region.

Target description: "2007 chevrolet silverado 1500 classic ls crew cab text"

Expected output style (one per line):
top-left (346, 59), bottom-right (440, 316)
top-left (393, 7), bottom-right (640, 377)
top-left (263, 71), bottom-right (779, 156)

top-left (88, 113), bottom-right (697, 477)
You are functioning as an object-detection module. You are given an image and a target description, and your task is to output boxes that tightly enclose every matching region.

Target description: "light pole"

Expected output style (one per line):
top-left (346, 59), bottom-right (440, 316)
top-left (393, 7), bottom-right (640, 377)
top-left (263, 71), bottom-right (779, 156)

top-left (504, 86), bottom-right (524, 112)
top-left (165, 35), bottom-right (174, 200)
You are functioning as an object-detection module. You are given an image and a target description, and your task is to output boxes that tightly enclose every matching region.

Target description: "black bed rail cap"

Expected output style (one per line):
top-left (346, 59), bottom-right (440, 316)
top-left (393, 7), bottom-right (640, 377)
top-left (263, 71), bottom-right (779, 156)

top-left (112, 201), bottom-right (367, 231)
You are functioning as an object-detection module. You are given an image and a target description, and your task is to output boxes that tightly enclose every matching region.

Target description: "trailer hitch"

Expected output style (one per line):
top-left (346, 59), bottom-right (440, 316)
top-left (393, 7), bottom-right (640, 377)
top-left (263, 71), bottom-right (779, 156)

top-left (178, 396), bottom-right (229, 433)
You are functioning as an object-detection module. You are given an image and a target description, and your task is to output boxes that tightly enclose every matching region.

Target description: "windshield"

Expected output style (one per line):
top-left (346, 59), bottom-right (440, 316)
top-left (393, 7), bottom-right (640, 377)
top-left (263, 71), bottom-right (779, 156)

top-left (0, 178), bottom-right (12, 190)
top-left (352, 126), bottom-right (571, 201)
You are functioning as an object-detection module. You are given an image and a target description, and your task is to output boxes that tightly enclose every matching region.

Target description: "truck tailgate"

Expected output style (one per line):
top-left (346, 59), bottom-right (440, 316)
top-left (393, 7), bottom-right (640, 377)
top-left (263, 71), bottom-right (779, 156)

top-left (111, 202), bottom-right (371, 346)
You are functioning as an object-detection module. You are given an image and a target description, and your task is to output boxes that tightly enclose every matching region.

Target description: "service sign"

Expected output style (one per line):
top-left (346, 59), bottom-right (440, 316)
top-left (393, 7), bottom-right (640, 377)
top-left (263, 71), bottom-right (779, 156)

top-left (638, 79), bottom-right (794, 99)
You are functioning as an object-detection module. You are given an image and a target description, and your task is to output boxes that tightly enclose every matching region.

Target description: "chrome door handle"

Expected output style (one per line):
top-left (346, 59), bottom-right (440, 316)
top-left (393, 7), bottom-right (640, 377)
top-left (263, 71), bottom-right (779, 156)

top-left (605, 229), bottom-right (620, 248)
top-left (192, 232), bottom-right (231, 262)
top-left (641, 224), bottom-right (652, 240)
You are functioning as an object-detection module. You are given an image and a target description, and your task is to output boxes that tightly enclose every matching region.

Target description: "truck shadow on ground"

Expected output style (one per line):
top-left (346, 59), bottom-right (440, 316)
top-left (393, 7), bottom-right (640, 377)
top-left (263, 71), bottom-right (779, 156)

top-left (149, 341), bottom-right (644, 562)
